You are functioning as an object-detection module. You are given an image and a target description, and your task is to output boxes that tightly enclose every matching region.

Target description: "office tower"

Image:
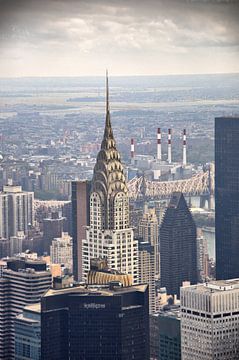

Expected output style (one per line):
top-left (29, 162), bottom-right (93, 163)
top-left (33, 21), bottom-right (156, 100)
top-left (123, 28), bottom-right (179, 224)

top-left (0, 185), bottom-right (34, 238)
top-left (139, 205), bottom-right (159, 278)
top-left (181, 280), bottom-right (239, 359)
top-left (138, 241), bottom-right (156, 314)
top-left (0, 193), bottom-right (8, 238)
top-left (197, 236), bottom-right (210, 282)
top-left (215, 117), bottom-right (239, 280)
top-left (150, 305), bottom-right (181, 360)
top-left (87, 257), bottom-right (133, 286)
top-left (43, 212), bottom-right (64, 254)
top-left (15, 303), bottom-right (41, 360)
top-left (50, 232), bottom-right (73, 272)
top-left (10, 231), bottom-right (25, 256)
top-left (82, 75), bottom-right (138, 284)
top-left (71, 180), bottom-right (91, 281)
top-left (41, 282), bottom-right (149, 360)
top-left (0, 258), bottom-right (51, 359)
top-left (160, 192), bottom-right (197, 297)
top-left (0, 237), bottom-right (10, 258)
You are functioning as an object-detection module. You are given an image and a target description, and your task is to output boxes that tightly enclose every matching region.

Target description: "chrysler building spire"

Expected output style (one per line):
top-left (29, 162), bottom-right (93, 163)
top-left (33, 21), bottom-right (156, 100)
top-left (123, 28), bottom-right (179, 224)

top-left (91, 72), bottom-right (128, 230)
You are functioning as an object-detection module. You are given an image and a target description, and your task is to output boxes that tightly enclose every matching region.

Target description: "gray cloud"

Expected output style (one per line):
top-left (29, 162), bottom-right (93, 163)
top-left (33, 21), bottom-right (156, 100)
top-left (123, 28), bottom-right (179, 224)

top-left (0, 0), bottom-right (239, 76)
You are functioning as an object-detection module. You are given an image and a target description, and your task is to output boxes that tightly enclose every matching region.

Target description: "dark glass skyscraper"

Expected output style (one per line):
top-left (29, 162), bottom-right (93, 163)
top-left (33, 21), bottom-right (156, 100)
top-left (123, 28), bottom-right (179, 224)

top-left (41, 283), bottom-right (149, 360)
top-left (215, 117), bottom-right (239, 280)
top-left (160, 192), bottom-right (197, 297)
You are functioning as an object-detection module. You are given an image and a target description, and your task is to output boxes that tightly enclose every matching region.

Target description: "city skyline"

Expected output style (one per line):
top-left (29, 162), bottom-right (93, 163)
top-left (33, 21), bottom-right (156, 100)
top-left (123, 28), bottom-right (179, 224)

top-left (0, 0), bottom-right (239, 77)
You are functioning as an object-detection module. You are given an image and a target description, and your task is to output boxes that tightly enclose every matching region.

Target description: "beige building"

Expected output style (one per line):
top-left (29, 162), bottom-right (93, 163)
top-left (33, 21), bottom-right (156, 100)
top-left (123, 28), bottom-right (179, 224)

top-left (139, 205), bottom-right (159, 278)
top-left (50, 232), bottom-right (72, 272)
top-left (181, 280), bottom-right (239, 359)
top-left (138, 242), bottom-right (156, 314)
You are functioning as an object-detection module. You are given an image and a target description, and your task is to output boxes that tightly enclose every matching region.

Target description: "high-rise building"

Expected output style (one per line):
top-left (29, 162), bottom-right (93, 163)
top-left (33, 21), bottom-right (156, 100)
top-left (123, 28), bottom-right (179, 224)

top-left (10, 231), bottom-right (25, 256)
top-left (43, 212), bottom-right (64, 254)
top-left (71, 180), bottom-right (91, 281)
top-left (215, 117), bottom-right (239, 280)
top-left (15, 303), bottom-right (41, 360)
top-left (139, 205), bottom-right (159, 278)
top-left (0, 258), bottom-right (51, 359)
top-left (82, 75), bottom-right (138, 284)
top-left (0, 185), bottom-right (34, 239)
top-left (181, 280), bottom-right (239, 359)
top-left (138, 241), bottom-right (156, 314)
top-left (0, 237), bottom-right (10, 258)
top-left (160, 192), bottom-right (197, 297)
top-left (50, 232), bottom-right (73, 272)
top-left (150, 305), bottom-right (181, 360)
top-left (41, 282), bottom-right (149, 360)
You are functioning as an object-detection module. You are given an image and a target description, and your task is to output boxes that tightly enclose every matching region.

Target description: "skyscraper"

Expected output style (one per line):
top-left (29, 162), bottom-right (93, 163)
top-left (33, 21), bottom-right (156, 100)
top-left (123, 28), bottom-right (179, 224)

top-left (150, 305), bottom-right (181, 360)
top-left (71, 180), bottom-right (91, 281)
top-left (215, 117), bottom-right (239, 280)
top-left (138, 241), bottom-right (156, 314)
top-left (160, 192), bottom-right (197, 297)
top-left (15, 303), bottom-right (41, 360)
top-left (82, 74), bottom-right (138, 284)
top-left (139, 205), bottom-right (159, 278)
top-left (0, 185), bottom-right (34, 239)
top-left (41, 282), bottom-right (149, 360)
top-left (0, 258), bottom-right (51, 359)
top-left (181, 280), bottom-right (239, 359)
top-left (43, 212), bottom-right (64, 254)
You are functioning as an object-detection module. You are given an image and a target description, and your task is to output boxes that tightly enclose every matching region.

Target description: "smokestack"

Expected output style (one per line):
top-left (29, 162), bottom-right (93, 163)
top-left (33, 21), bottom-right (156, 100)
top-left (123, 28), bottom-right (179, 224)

top-left (183, 129), bottom-right (187, 166)
top-left (131, 138), bottom-right (135, 164)
top-left (157, 128), bottom-right (162, 161)
top-left (168, 129), bottom-right (172, 164)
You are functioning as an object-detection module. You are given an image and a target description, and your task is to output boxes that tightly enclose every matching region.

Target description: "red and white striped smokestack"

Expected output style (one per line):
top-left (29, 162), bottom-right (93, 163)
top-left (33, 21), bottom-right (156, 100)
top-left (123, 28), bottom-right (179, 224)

top-left (157, 128), bottom-right (162, 161)
top-left (183, 129), bottom-right (187, 166)
top-left (167, 129), bottom-right (172, 164)
top-left (131, 138), bottom-right (135, 164)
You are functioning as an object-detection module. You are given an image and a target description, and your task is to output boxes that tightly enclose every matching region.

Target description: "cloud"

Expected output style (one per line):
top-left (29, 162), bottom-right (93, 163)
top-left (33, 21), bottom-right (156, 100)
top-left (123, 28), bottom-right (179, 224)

top-left (0, 0), bottom-right (239, 76)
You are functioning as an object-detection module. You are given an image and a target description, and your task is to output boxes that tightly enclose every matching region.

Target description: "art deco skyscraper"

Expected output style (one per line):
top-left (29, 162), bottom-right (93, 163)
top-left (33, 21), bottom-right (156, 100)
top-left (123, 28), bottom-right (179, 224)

top-left (215, 117), bottom-right (239, 280)
top-left (82, 74), bottom-right (138, 284)
top-left (160, 192), bottom-right (197, 298)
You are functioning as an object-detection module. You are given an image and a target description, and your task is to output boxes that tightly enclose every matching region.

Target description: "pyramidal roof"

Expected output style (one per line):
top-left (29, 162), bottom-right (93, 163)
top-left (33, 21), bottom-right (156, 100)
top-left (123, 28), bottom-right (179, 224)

top-left (92, 72), bottom-right (128, 200)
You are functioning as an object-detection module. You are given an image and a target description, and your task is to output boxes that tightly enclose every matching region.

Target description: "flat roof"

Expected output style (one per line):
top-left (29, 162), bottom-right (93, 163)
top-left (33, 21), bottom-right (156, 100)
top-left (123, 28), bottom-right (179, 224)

top-left (44, 283), bottom-right (148, 298)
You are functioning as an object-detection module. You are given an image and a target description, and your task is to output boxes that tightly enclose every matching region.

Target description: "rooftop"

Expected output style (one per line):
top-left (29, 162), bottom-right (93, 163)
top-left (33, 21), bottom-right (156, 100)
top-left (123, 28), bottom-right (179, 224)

top-left (44, 283), bottom-right (147, 298)
top-left (183, 279), bottom-right (239, 294)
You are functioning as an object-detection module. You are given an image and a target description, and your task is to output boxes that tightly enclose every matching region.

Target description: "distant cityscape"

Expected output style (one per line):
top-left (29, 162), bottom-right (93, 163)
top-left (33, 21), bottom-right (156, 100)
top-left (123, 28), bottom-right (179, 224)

top-left (0, 74), bottom-right (239, 359)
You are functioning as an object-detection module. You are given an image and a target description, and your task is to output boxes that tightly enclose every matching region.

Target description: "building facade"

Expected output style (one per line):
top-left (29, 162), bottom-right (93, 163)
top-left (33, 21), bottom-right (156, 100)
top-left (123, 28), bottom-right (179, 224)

top-left (150, 306), bottom-right (181, 360)
top-left (181, 280), bottom-right (239, 359)
top-left (15, 303), bottom-right (41, 360)
top-left (0, 258), bottom-right (51, 359)
top-left (139, 205), bottom-right (159, 278)
top-left (0, 185), bottom-right (34, 239)
top-left (71, 180), bottom-right (91, 281)
top-left (82, 76), bottom-right (138, 284)
top-left (138, 241), bottom-right (156, 314)
top-left (160, 192), bottom-right (197, 298)
top-left (41, 283), bottom-right (149, 360)
top-left (50, 232), bottom-right (73, 272)
top-left (42, 212), bottom-right (64, 254)
top-left (215, 117), bottom-right (239, 280)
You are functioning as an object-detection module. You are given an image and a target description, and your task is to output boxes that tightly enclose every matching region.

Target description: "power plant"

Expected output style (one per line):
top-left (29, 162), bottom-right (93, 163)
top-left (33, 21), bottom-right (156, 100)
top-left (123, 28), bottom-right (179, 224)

top-left (128, 128), bottom-right (193, 182)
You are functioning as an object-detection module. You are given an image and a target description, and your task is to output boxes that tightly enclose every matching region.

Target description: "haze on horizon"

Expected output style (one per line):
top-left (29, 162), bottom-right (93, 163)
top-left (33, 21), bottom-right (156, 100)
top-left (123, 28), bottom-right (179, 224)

top-left (0, 0), bottom-right (239, 77)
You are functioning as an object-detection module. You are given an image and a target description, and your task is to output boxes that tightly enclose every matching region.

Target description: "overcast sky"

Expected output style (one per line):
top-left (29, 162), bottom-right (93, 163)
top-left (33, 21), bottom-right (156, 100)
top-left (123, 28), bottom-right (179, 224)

top-left (0, 0), bottom-right (239, 77)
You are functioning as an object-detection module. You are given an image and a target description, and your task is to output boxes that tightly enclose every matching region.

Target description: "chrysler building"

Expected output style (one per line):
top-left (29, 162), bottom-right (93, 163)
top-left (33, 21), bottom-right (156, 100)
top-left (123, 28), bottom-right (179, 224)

top-left (82, 74), bottom-right (138, 284)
